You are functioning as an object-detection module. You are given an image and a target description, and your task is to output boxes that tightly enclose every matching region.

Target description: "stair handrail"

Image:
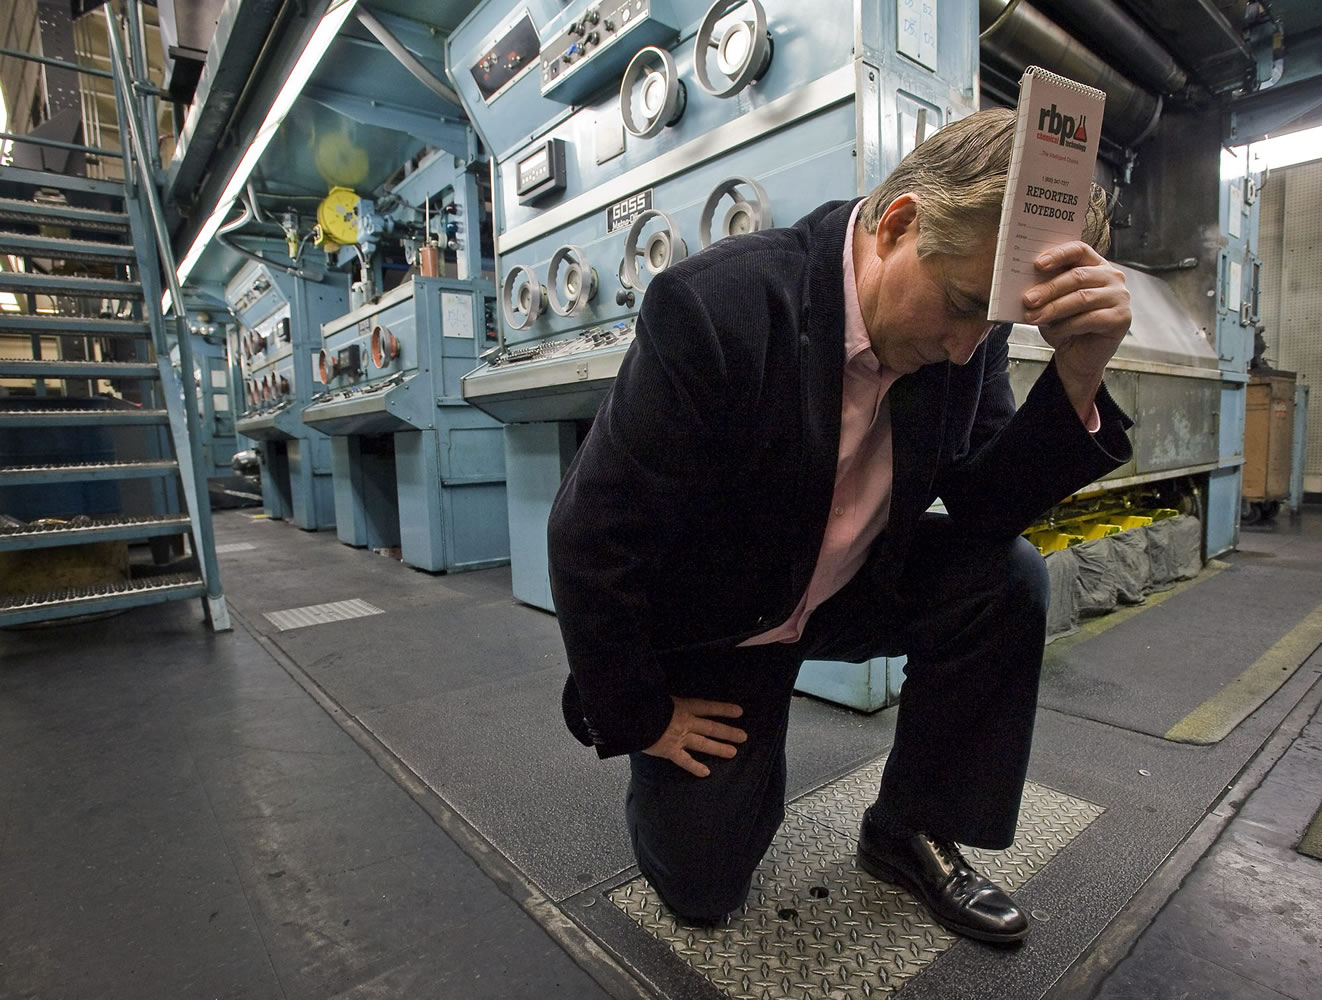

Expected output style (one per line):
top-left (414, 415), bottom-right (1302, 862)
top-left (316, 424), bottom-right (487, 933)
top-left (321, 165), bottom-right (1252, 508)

top-left (102, 1), bottom-right (228, 626)
top-left (0, 47), bottom-right (124, 164)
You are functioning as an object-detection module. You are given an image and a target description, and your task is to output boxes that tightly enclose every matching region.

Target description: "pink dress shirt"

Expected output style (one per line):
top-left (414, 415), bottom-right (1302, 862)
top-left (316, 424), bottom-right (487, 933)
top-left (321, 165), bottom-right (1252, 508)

top-left (741, 203), bottom-right (897, 645)
top-left (739, 204), bottom-right (1101, 647)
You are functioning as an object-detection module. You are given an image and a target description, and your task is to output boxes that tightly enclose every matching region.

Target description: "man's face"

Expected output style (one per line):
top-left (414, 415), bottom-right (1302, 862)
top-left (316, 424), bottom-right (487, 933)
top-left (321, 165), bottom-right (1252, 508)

top-left (857, 200), bottom-right (997, 375)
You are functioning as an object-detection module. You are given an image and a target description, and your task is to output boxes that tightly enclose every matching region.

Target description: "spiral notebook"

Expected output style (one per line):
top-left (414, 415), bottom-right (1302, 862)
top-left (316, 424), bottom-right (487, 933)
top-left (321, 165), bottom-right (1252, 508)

top-left (987, 67), bottom-right (1107, 323)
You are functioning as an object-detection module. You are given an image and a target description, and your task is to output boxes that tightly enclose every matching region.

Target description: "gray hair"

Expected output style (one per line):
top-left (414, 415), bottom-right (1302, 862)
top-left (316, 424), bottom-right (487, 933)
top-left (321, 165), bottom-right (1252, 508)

top-left (858, 108), bottom-right (1111, 257)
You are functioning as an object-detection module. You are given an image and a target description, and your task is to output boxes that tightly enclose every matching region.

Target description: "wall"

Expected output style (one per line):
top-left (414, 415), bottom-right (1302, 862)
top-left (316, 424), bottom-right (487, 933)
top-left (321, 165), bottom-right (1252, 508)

top-left (1258, 157), bottom-right (1322, 493)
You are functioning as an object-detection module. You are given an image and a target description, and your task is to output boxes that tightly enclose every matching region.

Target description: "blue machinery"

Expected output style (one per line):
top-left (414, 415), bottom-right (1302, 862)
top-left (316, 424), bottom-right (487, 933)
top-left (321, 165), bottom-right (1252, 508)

top-left (447, 0), bottom-right (978, 704)
top-left (230, 260), bottom-right (348, 530)
top-left (442, 0), bottom-right (1266, 711)
top-left (303, 274), bottom-right (509, 572)
top-left (227, 150), bottom-right (512, 572)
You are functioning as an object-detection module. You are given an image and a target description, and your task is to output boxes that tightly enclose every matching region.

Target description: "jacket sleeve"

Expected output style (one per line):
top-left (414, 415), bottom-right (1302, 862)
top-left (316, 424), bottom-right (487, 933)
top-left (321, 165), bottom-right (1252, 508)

top-left (934, 328), bottom-right (1134, 537)
top-left (547, 269), bottom-right (742, 758)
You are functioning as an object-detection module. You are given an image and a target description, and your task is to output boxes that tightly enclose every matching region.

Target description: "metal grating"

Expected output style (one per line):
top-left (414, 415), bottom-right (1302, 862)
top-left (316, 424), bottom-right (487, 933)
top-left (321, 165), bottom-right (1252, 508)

top-left (214, 542), bottom-right (257, 554)
top-left (263, 598), bottom-right (385, 631)
top-left (608, 757), bottom-right (1105, 999)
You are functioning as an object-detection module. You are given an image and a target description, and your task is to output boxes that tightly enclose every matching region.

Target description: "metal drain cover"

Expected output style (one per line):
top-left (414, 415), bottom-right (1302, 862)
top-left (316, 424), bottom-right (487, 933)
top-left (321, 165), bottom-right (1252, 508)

top-left (608, 758), bottom-right (1104, 998)
top-left (263, 598), bottom-right (384, 631)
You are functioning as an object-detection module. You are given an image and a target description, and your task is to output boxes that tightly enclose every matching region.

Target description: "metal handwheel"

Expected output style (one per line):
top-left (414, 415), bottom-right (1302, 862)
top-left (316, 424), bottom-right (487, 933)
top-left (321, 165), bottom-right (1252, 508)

top-left (699, 176), bottom-right (773, 247)
top-left (694, 0), bottom-right (774, 98)
top-left (547, 245), bottom-right (599, 316)
top-left (621, 210), bottom-right (688, 290)
top-left (501, 264), bottom-right (546, 330)
top-left (371, 325), bottom-right (400, 368)
top-left (620, 46), bottom-right (687, 138)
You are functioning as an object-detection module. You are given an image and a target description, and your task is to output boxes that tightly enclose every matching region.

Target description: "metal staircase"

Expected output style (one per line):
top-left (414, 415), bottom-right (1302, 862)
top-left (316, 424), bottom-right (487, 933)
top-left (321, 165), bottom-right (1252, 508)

top-left (0, 9), bottom-right (229, 631)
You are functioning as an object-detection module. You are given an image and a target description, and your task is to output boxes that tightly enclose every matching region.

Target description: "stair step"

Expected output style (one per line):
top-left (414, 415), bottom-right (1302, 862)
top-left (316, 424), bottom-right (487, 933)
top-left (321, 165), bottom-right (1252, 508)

top-left (0, 314), bottom-right (151, 337)
top-left (0, 359), bottom-right (158, 379)
top-left (0, 407), bottom-right (170, 427)
top-left (0, 231), bottom-right (135, 263)
top-left (0, 573), bottom-right (206, 627)
top-left (0, 271), bottom-right (142, 298)
top-left (0, 514), bottom-right (192, 551)
top-left (0, 196), bottom-right (130, 233)
top-left (0, 459), bottom-right (178, 485)
top-left (0, 165), bottom-right (125, 199)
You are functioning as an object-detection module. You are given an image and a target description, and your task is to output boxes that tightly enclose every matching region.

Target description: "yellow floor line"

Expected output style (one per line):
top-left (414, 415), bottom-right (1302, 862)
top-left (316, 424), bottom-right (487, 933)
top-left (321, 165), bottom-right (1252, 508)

top-left (1044, 559), bottom-right (1230, 663)
top-left (1165, 599), bottom-right (1322, 745)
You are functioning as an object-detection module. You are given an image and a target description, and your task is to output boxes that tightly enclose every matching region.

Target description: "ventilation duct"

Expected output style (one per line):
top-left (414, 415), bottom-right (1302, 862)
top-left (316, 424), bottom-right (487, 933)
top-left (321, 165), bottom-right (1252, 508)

top-left (981, 0), bottom-right (1162, 147)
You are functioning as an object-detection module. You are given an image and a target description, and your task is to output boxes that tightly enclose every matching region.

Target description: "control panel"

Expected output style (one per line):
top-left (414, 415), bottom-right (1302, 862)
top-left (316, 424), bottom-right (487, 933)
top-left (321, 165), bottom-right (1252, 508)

top-left (540, 0), bottom-right (679, 105)
top-left (470, 11), bottom-right (541, 103)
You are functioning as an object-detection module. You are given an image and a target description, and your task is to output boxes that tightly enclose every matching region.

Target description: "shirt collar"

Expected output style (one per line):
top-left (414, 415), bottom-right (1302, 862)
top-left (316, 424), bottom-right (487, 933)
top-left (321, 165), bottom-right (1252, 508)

top-left (841, 201), bottom-right (879, 371)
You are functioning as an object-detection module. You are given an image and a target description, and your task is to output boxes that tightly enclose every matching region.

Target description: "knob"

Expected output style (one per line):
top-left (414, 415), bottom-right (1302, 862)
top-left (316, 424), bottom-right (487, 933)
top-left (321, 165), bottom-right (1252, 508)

top-left (616, 289), bottom-right (636, 307)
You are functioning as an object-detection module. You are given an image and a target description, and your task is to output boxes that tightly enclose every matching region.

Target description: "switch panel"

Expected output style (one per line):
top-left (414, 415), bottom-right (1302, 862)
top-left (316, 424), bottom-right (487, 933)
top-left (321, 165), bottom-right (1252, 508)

top-left (540, 0), bottom-right (679, 105)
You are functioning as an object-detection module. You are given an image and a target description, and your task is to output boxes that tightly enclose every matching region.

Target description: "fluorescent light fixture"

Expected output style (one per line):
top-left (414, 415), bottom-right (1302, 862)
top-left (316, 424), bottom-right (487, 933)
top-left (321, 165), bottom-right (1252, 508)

top-left (1221, 123), bottom-right (1322, 179)
top-left (170, 0), bottom-right (360, 306)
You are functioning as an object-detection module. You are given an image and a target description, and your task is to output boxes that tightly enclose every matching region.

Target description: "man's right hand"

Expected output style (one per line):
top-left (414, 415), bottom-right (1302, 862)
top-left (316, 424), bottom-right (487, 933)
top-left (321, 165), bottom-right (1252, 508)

top-left (644, 696), bottom-right (747, 777)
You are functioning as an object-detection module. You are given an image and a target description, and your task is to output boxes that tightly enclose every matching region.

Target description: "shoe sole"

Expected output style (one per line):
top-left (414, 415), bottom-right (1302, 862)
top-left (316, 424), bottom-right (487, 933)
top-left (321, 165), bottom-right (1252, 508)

top-left (856, 848), bottom-right (1030, 946)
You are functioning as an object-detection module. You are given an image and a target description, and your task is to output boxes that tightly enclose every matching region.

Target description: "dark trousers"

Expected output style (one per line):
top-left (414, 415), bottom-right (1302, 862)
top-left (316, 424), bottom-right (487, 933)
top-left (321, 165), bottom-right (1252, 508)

top-left (625, 517), bottom-right (1051, 920)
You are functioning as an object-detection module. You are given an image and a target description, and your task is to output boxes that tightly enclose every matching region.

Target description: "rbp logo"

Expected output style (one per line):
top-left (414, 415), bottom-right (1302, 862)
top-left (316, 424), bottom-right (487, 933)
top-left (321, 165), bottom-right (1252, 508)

top-left (1037, 104), bottom-right (1088, 146)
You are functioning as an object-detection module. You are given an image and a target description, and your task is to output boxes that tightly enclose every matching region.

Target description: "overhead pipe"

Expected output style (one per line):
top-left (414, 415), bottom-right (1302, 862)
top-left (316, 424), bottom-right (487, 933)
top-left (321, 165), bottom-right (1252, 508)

top-left (980, 0), bottom-right (1163, 148)
top-left (354, 8), bottom-right (464, 109)
top-left (1027, 0), bottom-right (1189, 96)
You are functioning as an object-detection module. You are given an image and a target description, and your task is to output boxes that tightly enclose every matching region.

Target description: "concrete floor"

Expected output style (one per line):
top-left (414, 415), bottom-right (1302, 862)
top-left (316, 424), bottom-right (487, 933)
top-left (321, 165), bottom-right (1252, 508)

top-left (2, 507), bottom-right (1321, 999)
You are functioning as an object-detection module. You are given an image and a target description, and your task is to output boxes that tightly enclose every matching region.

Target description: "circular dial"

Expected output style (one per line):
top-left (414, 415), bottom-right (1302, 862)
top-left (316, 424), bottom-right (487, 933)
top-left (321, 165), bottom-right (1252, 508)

top-left (621, 210), bottom-right (688, 291)
top-left (547, 245), bottom-right (599, 316)
top-left (699, 177), bottom-right (774, 248)
top-left (501, 264), bottom-right (546, 331)
top-left (371, 325), bottom-right (400, 368)
top-left (694, 0), bottom-right (773, 98)
top-left (620, 46), bottom-right (687, 138)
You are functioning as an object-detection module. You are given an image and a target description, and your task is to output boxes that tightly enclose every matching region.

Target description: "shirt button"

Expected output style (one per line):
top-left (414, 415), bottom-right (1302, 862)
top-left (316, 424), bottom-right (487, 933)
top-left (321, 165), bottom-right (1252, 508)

top-left (834, 506), bottom-right (844, 516)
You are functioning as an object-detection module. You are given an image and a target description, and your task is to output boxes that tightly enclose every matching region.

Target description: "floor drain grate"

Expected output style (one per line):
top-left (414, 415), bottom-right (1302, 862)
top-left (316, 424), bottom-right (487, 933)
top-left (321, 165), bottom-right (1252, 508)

top-left (263, 598), bottom-right (384, 631)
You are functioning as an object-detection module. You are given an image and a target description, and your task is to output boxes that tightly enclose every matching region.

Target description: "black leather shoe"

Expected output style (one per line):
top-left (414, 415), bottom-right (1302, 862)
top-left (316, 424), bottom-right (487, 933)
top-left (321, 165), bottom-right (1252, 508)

top-left (857, 812), bottom-right (1030, 945)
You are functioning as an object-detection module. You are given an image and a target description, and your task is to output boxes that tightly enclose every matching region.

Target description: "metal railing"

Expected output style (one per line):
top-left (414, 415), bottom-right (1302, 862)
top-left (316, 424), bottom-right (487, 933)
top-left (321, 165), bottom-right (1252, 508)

top-left (0, 45), bottom-right (123, 171)
top-left (101, 1), bottom-right (228, 628)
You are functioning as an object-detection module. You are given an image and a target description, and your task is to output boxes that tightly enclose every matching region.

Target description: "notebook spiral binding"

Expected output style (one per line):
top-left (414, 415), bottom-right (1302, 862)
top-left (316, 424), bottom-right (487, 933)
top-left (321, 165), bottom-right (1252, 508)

top-left (1021, 65), bottom-right (1107, 103)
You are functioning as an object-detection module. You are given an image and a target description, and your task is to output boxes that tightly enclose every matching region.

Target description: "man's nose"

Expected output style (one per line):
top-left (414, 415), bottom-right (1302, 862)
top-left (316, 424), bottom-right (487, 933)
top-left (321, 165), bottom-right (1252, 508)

top-left (947, 322), bottom-right (994, 366)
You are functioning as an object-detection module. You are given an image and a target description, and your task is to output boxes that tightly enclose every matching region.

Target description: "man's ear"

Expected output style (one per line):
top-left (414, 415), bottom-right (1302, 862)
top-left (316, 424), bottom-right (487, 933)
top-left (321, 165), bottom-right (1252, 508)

top-left (874, 193), bottom-right (921, 259)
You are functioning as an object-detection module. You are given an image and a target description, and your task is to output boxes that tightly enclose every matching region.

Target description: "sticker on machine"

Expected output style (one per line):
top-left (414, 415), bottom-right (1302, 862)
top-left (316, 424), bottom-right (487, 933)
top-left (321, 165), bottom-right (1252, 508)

top-left (443, 293), bottom-right (475, 339)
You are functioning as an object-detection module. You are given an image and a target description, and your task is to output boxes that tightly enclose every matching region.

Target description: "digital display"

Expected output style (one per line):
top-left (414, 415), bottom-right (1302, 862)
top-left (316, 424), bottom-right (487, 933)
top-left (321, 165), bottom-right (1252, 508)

top-left (518, 146), bottom-right (549, 189)
top-left (470, 13), bottom-right (541, 103)
top-left (515, 138), bottom-right (567, 204)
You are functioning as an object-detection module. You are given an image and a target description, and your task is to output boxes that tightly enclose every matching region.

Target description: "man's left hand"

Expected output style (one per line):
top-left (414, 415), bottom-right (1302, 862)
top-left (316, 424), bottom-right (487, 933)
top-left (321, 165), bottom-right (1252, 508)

top-left (1022, 241), bottom-right (1132, 420)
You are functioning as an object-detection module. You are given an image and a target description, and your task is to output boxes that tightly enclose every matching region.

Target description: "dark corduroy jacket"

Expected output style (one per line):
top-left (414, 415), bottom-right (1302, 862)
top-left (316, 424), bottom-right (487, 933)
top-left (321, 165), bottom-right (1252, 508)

top-left (547, 199), bottom-right (1133, 758)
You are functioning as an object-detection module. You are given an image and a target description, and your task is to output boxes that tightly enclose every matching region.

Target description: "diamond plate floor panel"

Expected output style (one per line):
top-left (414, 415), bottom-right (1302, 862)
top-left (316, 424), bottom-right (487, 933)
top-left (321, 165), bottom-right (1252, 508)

top-left (607, 756), bottom-right (1104, 999)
